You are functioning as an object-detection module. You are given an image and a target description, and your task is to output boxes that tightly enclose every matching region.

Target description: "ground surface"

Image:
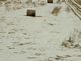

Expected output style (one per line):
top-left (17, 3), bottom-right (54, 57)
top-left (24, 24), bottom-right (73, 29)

top-left (0, 0), bottom-right (81, 61)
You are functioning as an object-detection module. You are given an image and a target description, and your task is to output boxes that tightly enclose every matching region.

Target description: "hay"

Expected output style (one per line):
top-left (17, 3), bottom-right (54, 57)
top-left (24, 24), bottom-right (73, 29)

top-left (51, 7), bottom-right (61, 16)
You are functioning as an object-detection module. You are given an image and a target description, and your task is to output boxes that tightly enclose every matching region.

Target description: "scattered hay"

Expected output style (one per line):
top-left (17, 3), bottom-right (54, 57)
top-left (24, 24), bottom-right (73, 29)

top-left (62, 29), bottom-right (81, 48)
top-left (38, 0), bottom-right (46, 6)
top-left (51, 6), bottom-right (61, 16)
top-left (25, 0), bottom-right (32, 4)
top-left (4, 0), bottom-right (23, 11)
top-left (74, 0), bottom-right (81, 5)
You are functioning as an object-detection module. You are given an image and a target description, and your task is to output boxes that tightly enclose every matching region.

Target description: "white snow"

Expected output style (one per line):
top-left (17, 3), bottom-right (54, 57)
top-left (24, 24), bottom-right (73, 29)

top-left (0, 0), bottom-right (81, 61)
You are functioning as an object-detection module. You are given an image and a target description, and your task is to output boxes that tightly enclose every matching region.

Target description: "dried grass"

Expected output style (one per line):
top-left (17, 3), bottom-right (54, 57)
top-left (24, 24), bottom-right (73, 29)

top-left (51, 7), bottom-right (61, 16)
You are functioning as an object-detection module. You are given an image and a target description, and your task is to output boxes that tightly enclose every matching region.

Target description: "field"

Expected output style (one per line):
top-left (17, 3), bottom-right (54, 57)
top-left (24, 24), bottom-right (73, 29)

top-left (0, 0), bottom-right (81, 61)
